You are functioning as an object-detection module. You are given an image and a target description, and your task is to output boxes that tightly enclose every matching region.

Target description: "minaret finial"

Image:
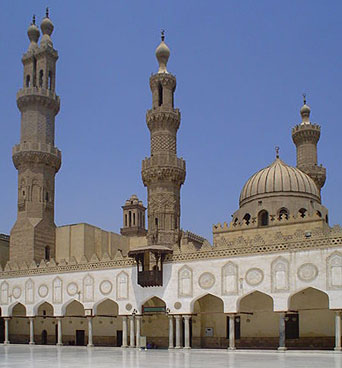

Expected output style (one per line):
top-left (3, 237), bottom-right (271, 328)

top-left (155, 30), bottom-right (170, 73)
top-left (46, 7), bottom-right (49, 18)
top-left (161, 29), bottom-right (165, 42)
top-left (32, 15), bottom-right (36, 25)
top-left (303, 93), bottom-right (306, 105)
top-left (275, 146), bottom-right (280, 159)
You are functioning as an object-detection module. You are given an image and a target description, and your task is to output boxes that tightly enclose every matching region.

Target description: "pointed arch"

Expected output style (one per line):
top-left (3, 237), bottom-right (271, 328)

top-left (93, 298), bottom-right (118, 316)
top-left (8, 302), bottom-right (27, 317)
top-left (191, 293), bottom-right (224, 313)
top-left (178, 265), bottom-right (193, 297)
top-left (33, 301), bottom-right (54, 316)
top-left (61, 299), bottom-right (85, 316)
top-left (141, 296), bottom-right (166, 308)
top-left (288, 287), bottom-right (330, 310)
top-left (116, 271), bottom-right (129, 300)
top-left (237, 290), bottom-right (274, 312)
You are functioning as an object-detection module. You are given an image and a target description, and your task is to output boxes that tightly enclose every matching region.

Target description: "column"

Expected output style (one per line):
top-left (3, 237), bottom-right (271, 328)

top-left (129, 315), bottom-right (135, 348)
top-left (168, 315), bottom-right (174, 349)
top-left (4, 317), bottom-right (10, 345)
top-left (136, 316), bottom-right (142, 348)
top-left (278, 312), bottom-right (286, 351)
top-left (183, 315), bottom-right (191, 349)
top-left (87, 317), bottom-right (94, 347)
top-left (29, 317), bottom-right (35, 345)
top-left (122, 316), bottom-right (128, 348)
top-left (56, 317), bottom-right (63, 346)
top-left (175, 315), bottom-right (181, 349)
top-left (335, 311), bottom-right (342, 351)
top-left (228, 314), bottom-right (236, 350)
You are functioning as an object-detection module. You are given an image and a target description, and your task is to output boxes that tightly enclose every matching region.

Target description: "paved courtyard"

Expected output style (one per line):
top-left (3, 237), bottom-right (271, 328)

top-left (0, 345), bottom-right (341, 368)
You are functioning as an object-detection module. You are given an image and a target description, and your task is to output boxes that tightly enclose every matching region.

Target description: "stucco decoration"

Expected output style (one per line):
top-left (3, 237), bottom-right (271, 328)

top-left (67, 282), bottom-right (79, 297)
top-left (222, 261), bottom-right (238, 295)
top-left (178, 265), bottom-right (193, 298)
top-left (271, 257), bottom-right (289, 292)
top-left (38, 284), bottom-right (49, 298)
top-left (174, 302), bottom-right (182, 310)
top-left (25, 278), bottom-right (34, 304)
top-left (327, 251), bottom-right (342, 289)
top-left (245, 268), bottom-right (264, 286)
top-left (298, 263), bottom-right (318, 282)
top-left (125, 303), bottom-right (132, 311)
top-left (83, 274), bottom-right (94, 302)
top-left (12, 286), bottom-right (22, 299)
top-left (53, 277), bottom-right (63, 304)
top-left (0, 281), bottom-right (9, 305)
top-left (99, 280), bottom-right (113, 295)
top-left (198, 272), bottom-right (215, 290)
top-left (117, 271), bottom-right (129, 300)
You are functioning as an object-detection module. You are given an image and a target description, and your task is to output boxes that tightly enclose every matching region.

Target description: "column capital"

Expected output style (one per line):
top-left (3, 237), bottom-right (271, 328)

top-left (168, 314), bottom-right (174, 320)
top-left (135, 315), bottom-right (142, 320)
top-left (183, 315), bottom-right (191, 320)
top-left (4, 317), bottom-right (11, 321)
top-left (174, 315), bottom-right (182, 320)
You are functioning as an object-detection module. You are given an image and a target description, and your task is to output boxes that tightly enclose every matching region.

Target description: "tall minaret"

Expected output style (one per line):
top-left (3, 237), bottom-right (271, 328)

top-left (10, 10), bottom-right (61, 264)
top-left (292, 95), bottom-right (326, 193)
top-left (141, 32), bottom-right (186, 247)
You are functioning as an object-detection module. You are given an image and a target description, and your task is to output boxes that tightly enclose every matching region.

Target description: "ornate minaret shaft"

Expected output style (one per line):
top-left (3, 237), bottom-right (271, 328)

top-left (141, 33), bottom-right (186, 247)
top-left (292, 96), bottom-right (326, 193)
top-left (10, 11), bottom-right (61, 264)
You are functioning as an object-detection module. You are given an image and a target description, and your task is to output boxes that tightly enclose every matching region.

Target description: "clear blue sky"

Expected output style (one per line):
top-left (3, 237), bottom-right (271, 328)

top-left (0, 1), bottom-right (341, 241)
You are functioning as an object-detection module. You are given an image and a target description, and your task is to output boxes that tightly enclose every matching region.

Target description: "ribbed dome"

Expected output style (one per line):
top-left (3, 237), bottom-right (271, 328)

top-left (239, 158), bottom-right (320, 207)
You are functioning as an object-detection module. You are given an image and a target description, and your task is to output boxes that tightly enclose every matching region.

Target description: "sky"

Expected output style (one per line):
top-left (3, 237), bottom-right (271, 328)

top-left (0, 1), bottom-right (341, 242)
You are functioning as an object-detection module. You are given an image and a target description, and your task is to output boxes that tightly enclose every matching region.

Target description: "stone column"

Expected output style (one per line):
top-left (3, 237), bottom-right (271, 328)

top-left (56, 317), bottom-right (63, 346)
top-left (335, 311), bottom-right (342, 351)
top-left (29, 317), bottom-right (35, 345)
top-left (278, 313), bottom-right (287, 351)
top-left (175, 315), bottom-right (182, 349)
top-left (136, 316), bottom-right (142, 348)
top-left (168, 315), bottom-right (174, 349)
top-left (129, 315), bottom-right (135, 348)
top-left (87, 317), bottom-right (94, 347)
top-left (228, 314), bottom-right (236, 350)
top-left (122, 316), bottom-right (128, 348)
top-left (4, 317), bottom-right (10, 345)
top-left (183, 315), bottom-right (191, 349)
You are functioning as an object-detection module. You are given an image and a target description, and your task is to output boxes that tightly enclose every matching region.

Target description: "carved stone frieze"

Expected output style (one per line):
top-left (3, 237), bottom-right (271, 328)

top-left (297, 263), bottom-right (318, 282)
top-left (245, 268), bottom-right (264, 286)
top-left (142, 166), bottom-right (186, 186)
top-left (12, 286), bottom-right (22, 299)
top-left (13, 150), bottom-right (61, 172)
top-left (38, 284), bottom-right (49, 298)
top-left (99, 280), bottom-right (113, 295)
top-left (198, 272), bottom-right (215, 290)
top-left (67, 282), bottom-right (79, 296)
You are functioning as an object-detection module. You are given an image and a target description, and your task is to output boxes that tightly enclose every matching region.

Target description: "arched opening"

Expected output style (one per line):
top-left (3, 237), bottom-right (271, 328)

top-left (288, 288), bottom-right (334, 349)
top-left (48, 71), bottom-right (52, 90)
top-left (36, 302), bottom-right (54, 345)
top-left (93, 299), bottom-right (120, 346)
top-left (158, 83), bottom-right (163, 106)
top-left (316, 210), bottom-right (322, 218)
top-left (243, 213), bottom-right (251, 225)
top-left (298, 208), bottom-right (307, 218)
top-left (192, 294), bottom-right (225, 348)
top-left (10, 303), bottom-right (28, 344)
top-left (141, 297), bottom-right (167, 348)
top-left (278, 208), bottom-right (289, 220)
top-left (39, 70), bottom-right (44, 87)
top-left (41, 330), bottom-right (48, 345)
top-left (258, 210), bottom-right (269, 226)
top-left (0, 307), bottom-right (4, 343)
top-left (238, 291), bottom-right (277, 348)
top-left (44, 246), bottom-right (50, 261)
top-left (64, 300), bottom-right (86, 346)
top-left (26, 74), bottom-right (30, 87)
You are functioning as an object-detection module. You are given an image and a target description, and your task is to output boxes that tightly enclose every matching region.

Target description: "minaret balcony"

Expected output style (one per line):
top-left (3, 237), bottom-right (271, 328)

top-left (17, 87), bottom-right (60, 114)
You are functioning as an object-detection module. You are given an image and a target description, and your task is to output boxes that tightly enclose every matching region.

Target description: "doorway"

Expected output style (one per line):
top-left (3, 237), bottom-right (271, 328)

top-left (76, 330), bottom-right (85, 346)
top-left (117, 330), bottom-right (122, 347)
top-left (41, 330), bottom-right (48, 345)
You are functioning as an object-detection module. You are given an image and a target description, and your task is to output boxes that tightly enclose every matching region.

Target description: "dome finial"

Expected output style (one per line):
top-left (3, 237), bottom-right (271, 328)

top-left (275, 146), bottom-right (280, 159)
top-left (155, 30), bottom-right (170, 74)
top-left (300, 92), bottom-right (311, 124)
top-left (46, 7), bottom-right (49, 18)
top-left (32, 14), bottom-right (36, 25)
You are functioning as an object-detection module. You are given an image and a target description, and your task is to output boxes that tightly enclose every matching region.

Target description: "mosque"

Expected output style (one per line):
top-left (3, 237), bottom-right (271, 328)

top-left (0, 11), bottom-right (341, 351)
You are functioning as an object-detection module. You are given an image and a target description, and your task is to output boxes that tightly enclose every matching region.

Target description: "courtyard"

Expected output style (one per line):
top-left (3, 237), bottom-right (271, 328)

top-left (0, 345), bottom-right (341, 368)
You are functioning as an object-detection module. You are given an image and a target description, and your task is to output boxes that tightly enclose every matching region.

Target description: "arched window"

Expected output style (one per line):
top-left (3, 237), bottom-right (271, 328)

top-left (45, 246), bottom-right (50, 261)
top-left (39, 70), bottom-right (44, 87)
top-left (125, 214), bottom-right (127, 227)
top-left (243, 213), bottom-right (251, 225)
top-left (316, 210), bottom-right (322, 218)
top-left (133, 213), bottom-right (136, 226)
top-left (258, 210), bottom-right (269, 226)
top-left (298, 208), bottom-right (307, 218)
top-left (278, 208), bottom-right (289, 220)
top-left (155, 217), bottom-right (158, 228)
top-left (129, 211), bottom-right (132, 226)
top-left (233, 218), bottom-right (238, 226)
top-left (48, 71), bottom-right (52, 90)
top-left (26, 75), bottom-right (30, 87)
top-left (158, 83), bottom-right (163, 106)
top-left (45, 192), bottom-right (49, 202)
top-left (326, 214), bottom-right (329, 224)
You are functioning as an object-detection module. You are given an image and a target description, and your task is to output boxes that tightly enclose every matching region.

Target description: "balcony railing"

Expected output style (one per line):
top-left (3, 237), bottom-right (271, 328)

top-left (137, 270), bottom-right (163, 287)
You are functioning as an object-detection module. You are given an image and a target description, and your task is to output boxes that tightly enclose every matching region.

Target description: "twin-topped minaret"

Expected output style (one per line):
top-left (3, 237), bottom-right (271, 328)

top-left (141, 32), bottom-right (186, 247)
top-left (10, 10), bottom-right (61, 264)
top-left (292, 96), bottom-right (326, 193)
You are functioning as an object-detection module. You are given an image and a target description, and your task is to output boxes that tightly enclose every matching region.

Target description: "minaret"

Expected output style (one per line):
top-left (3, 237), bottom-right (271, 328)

top-left (141, 32), bottom-right (186, 247)
top-left (292, 95), bottom-right (326, 193)
top-left (120, 195), bottom-right (147, 236)
top-left (10, 10), bottom-right (61, 264)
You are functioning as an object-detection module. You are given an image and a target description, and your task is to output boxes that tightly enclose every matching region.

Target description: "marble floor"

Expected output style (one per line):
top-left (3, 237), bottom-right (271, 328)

top-left (0, 345), bottom-right (341, 368)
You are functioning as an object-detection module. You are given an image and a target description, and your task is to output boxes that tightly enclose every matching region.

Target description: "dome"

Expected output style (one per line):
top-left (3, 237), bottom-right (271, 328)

top-left (156, 31), bottom-right (170, 73)
top-left (239, 158), bottom-right (320, 207)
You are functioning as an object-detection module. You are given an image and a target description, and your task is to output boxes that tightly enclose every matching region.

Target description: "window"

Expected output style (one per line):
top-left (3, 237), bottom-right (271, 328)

top-left (45, 192), bottom-right (49, 202)
top-left (39, 70), bottom-right (44, 87)
top-left (158, 83), bottom-right (163, 106)
top-left (133, 213), bottom-right (136, 226)
top-left (129, 211), bottom-right (132, 226)
top-left (125, 214), bottom-right (127, 227)
top-left (258, 210), bottom-right (269, 226)
top-left (45, 246), bottom-right (50, 261)
top-left (26, 75), bottom-right (30, 87)
top-left (243, 213), bottom-right (251, 225)
top-left (298, 208), bottom-right (307, 218)
top-left (48, 71), bottom-right (52, 90)
top-left (155, 217), bottom-right (158, 227)
top-left (278, 208), bottom-right (289, 220)
top-left (316, 210), bottom-right (322, 218)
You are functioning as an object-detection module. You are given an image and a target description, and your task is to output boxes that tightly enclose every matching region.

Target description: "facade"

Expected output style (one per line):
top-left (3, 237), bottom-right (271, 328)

top-left (0, 12), bottom-right (342, 351)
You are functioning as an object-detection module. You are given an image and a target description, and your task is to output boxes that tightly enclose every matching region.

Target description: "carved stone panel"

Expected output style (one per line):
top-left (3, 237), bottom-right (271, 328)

top-left (297, 263), bottom-right (318, 282)
top-left (38, 284), bottom-right (49, 298)
top-left (117, 271), bottom-right (129, 300)
top-left (53, 277), bottom-right (63, 304)
top-left (245, 268), bottom-right (264, 286)
top-left (178, 265), bottom-right (193, 297)
top-left (0, 281), bottom-right (9, 305)
top-left (25, 279), bottom-right (34, 304)
top-left (83, 274), bottom-right (94, 302)
top-left (99, 280), bottom-right (113, 296)
top-left (327, 252), bottom-right (342, 289)
top-left (12, 286), bottom-right (22, 299)
top-left (67, 282), bottom-right (79, 297)
top-left (198, 272), bottom-right (215, 290)
top-left (271, 257), bottom-right (289, 292)
top-left (222, 262), bottom-right (238, 295)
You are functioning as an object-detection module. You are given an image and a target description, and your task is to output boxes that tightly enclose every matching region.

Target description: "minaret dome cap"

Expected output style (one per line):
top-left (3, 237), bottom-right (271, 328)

top-left (27, 16), bottom-right (40, 44)
top-left (155, 30), bottom-right (170, 74)
top-left (40, 8), bottom-right (54, 36)
top-left (300, 94), bottom-right (311, 124)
